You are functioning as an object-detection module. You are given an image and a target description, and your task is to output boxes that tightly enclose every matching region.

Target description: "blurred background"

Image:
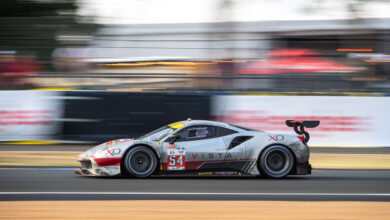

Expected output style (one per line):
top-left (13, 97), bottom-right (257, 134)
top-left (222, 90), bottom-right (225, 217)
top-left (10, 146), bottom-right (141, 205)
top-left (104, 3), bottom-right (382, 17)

top-left (1, 0), bottom-right (390, 92)
top-left (0, 0), bottom-right (389, 145)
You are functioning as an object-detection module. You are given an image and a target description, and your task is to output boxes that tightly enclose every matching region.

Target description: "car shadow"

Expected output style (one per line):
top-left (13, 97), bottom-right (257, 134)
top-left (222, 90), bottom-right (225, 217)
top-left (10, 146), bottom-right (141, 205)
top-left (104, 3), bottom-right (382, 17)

top-left (84, 174), bottom-right (311, 180)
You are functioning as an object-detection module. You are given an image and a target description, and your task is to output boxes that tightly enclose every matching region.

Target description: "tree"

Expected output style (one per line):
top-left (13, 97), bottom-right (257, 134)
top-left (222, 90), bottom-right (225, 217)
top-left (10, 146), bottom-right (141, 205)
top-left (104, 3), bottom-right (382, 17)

top-left (0, 0), bottom-right (98, 70)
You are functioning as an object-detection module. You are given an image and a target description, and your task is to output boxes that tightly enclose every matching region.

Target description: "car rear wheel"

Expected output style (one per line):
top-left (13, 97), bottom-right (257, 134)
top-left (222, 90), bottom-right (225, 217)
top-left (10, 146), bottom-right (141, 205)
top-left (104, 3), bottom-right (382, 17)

top-left (123, 146), bottom-right (157, 178)
top-left (258, 145), bottom-right (294, 178)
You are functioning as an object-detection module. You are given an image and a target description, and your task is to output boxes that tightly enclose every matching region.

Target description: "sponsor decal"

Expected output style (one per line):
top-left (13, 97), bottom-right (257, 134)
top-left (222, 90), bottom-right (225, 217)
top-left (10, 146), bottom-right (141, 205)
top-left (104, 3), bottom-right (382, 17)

top-left (105, 148), bottom-right (121, 156)
top-left (113, 149), bottom-right (121, 155)
top-left (198, 172), bottom-right (212, 175)
top-left (104, 139), bottom-right (132, 147)
top-left (168, 122), bottom-right (184, 129)
top-left (105, 141), bottom-right (114, 146)
top-left (268, 135), bottom-right (284, 142)
top-left (167, 145), bottom-right (186, 171)
top-left (192, 152), bottom-right (231, 159)
top-left (195, 152), bottom-right (228, 159)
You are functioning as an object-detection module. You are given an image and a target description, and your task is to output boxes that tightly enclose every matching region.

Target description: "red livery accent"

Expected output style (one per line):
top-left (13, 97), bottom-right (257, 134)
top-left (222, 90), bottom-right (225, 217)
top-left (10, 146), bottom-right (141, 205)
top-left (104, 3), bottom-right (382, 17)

top-left (289, 120), bottom-right (303, 124)
top-left (91, 157), bottom-right (122, 166)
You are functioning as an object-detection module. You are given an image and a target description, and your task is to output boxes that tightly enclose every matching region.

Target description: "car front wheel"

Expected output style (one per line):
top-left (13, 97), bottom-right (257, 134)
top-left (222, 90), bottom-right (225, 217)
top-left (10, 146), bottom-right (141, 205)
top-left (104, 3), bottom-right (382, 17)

top-left (123, 146), bottom-right (158, 178)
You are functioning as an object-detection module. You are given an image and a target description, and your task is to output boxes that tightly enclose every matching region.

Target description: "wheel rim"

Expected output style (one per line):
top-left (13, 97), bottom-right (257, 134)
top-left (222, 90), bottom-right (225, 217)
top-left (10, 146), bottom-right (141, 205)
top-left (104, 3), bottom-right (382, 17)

top-left (128, 150), bottom-right (153, 174)
top-left (264, 149), bottom-right (290, 174)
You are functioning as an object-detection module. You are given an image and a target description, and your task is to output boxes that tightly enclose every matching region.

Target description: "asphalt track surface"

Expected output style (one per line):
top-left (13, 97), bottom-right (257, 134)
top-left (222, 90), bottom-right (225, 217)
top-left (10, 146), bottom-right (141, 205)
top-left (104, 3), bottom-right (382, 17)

top-left (1, 169), bottom-right (390, 201)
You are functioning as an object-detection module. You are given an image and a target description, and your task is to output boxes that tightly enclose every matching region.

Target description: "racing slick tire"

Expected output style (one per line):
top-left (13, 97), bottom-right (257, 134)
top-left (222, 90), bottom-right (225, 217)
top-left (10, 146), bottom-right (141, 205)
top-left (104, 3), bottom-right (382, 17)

top-left (258, 145), bottom-right (294, 178)
top-left (123, 146), bottom-right (158, 178)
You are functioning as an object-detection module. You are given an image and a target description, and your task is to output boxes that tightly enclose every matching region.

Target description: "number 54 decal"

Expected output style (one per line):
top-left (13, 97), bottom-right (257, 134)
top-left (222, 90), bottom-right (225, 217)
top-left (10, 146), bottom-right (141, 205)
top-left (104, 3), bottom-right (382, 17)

top-left (168, 155), bottom-right (185, 167)
top-left (167, 145), bottom-right (186, 170)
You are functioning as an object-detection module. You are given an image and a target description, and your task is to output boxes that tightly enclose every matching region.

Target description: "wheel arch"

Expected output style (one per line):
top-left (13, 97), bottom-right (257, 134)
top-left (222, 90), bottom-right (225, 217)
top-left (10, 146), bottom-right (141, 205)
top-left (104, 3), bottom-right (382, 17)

top-left (259, 144), bottom-right (297, 161)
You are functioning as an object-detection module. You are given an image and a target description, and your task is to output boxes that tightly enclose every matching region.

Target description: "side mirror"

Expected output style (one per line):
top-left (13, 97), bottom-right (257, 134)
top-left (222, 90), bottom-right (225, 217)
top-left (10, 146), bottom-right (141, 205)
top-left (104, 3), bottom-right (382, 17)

top-left (169, 133), bottom-right (180, 144)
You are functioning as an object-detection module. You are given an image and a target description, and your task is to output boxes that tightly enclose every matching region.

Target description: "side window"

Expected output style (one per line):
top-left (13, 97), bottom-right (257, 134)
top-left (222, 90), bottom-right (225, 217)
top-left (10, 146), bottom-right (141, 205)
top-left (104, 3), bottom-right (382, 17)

top-left (177, 125), bottom-right (216, 141)
top-left (217, 126), bottom-right (238, 137)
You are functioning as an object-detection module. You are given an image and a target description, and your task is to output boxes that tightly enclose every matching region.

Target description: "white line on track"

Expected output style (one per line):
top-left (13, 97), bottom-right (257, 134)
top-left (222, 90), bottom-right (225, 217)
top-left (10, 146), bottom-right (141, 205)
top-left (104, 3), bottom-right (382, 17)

top-left (0, 192), bottom-right (389, 196)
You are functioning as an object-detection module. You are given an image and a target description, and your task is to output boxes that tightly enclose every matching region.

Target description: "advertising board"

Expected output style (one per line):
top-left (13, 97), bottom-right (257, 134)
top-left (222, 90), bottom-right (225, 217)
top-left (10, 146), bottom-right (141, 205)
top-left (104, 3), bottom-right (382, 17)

top-left (211, 95), bottom-right (390, 147)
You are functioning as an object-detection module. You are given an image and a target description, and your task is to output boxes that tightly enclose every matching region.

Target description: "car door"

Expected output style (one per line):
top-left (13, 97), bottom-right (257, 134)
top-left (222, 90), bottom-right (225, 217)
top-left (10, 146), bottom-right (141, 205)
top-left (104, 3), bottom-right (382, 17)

top-left (162, 125), bottom-right (228, 172)
top-left (223, 134), bottom-right (253, 172)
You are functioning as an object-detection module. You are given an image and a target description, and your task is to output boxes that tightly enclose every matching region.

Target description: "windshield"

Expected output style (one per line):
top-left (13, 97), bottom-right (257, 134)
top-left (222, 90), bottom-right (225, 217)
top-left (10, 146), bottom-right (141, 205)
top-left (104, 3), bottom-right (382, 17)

top-left (138, 126), bottom-right (176, 141)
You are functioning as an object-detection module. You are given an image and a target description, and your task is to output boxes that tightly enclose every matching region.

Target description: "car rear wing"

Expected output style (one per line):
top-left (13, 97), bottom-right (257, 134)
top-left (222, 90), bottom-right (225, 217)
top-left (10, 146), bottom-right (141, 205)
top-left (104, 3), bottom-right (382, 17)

top-left (286, 120), bottom-right (320, 144)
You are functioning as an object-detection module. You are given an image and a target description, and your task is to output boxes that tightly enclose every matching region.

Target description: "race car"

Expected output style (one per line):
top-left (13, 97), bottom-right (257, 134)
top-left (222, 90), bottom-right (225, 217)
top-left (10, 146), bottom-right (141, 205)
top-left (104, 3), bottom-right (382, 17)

top-left (75, 119), bottom-right (319, 178)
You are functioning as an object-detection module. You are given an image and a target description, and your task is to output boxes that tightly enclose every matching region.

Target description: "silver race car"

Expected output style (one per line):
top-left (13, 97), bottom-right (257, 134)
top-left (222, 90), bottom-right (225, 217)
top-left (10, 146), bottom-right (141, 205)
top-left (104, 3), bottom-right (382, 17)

top-left (75, 119), bottom-right (319, 178)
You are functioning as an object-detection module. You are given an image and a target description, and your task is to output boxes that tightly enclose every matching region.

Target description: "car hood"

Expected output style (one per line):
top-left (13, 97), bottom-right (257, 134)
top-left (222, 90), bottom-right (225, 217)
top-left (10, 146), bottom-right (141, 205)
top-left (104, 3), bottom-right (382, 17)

top-left (78, 138), bottom-right (137, 158)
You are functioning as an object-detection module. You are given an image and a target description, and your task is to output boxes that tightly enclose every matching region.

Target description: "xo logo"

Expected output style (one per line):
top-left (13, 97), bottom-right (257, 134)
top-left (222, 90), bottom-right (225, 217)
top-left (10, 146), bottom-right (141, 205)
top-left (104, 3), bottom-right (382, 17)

top-left (268, 135), bottom-right (284, 142)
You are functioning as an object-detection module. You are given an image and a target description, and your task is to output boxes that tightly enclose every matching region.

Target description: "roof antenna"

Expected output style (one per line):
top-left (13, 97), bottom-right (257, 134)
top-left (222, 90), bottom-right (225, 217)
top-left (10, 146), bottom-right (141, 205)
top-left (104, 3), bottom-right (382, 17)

top-left (187, 118), bottom-right (192, 121)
